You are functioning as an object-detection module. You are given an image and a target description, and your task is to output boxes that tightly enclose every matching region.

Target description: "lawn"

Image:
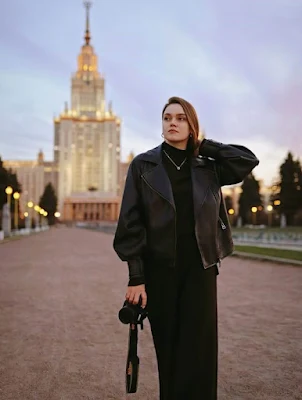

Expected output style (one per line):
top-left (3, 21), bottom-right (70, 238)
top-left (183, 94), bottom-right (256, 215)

top-left (232, 227), bottom-right (302, 234)
top-left (234, 245), bottom-right (302, 262)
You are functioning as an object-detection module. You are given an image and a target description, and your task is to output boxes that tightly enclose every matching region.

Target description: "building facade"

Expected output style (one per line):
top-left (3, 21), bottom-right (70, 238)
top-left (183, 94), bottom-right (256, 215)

top-left (3, 150), bottom-right (58, 214)
top-left (54, 2), bottom-right (121, 222)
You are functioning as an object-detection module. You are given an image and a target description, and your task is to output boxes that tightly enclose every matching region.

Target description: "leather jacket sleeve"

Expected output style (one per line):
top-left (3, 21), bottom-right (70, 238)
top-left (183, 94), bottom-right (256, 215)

top-left (113, 159), bottom-right (146, 286)
top-left (199, 139), bottom-right (259, 186)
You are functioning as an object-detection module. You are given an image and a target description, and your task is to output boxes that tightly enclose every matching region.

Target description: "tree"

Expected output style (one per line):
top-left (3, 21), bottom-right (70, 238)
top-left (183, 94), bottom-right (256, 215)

top-left (275, 153), bottom-right (302, 225)
top-left (0, 157), bottom-right (8, 210)
top-left (39, 183), bottom-right (58, 225)
top-left (238, 173), bottom-right (263, 225)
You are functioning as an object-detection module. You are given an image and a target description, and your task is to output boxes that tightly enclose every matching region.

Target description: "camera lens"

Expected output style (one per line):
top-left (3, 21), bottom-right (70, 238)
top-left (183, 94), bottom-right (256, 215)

top-left (119, 306), bottom-right (135, 324)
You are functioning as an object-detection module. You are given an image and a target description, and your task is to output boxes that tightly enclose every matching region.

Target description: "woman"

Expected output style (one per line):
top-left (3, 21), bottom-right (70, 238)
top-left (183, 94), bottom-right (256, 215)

top-left (113, 96), bottom-right (259, 399)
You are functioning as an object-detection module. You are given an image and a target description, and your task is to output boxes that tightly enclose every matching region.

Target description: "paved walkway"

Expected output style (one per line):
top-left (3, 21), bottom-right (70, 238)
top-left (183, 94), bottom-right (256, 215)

top-left (0, 228), bottom-right (301, 400)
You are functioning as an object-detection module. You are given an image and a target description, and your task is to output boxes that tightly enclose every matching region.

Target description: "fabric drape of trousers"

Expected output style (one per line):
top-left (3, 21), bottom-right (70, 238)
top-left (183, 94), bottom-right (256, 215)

top-left (145, 233), bottom-right (218, 400)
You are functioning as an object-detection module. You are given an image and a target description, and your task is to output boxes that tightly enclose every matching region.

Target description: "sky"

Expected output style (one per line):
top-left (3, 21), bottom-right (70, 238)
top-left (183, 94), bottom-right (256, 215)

top-left (0, 0), bottom-right (301, 186)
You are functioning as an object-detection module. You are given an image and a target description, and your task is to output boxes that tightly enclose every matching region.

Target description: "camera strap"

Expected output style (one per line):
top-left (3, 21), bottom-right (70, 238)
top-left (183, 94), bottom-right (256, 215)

top-left (126, 323), bottom-right (139, 393)
top-left (128, 323), bottom-right (138, 357)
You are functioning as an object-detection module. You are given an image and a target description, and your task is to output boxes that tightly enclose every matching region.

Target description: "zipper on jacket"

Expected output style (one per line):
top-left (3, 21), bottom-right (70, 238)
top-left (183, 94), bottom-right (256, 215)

top-left (141, 174), bottom-right (177, 267)
top-left (219, 217), bottom-right (227, 230)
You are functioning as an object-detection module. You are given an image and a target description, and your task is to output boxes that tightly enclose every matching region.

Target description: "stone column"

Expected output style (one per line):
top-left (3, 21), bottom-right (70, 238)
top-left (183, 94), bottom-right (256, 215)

top-left (2, 203), bottom-right (11, 237)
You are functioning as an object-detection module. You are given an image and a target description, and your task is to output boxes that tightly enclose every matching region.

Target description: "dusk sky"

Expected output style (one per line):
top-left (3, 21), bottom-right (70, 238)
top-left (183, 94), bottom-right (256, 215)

top-left (0, 0), bottom-right (301, 186)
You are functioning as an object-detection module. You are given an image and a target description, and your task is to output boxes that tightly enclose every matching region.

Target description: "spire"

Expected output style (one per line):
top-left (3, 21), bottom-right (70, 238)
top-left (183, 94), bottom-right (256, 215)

top-left (37, 149), bottom-right (44, 165)
top-left (84, 1), bottom-right (92, 45)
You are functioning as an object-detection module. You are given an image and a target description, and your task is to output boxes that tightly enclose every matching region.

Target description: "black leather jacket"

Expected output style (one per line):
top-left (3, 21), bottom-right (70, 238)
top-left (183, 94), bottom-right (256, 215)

top-left (113, 139), bottom-right (259, 284)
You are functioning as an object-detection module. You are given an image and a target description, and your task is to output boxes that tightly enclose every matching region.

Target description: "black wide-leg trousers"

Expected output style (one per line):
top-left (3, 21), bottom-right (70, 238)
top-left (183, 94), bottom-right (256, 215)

top-left (145, 234), bottom-right (218, 400)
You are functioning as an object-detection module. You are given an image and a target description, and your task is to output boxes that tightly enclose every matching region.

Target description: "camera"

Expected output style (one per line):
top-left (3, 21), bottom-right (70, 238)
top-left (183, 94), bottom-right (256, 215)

top-left (118, 297), bottom-right (148, 394)
top-left (118, 298), bottom-right (148, 326)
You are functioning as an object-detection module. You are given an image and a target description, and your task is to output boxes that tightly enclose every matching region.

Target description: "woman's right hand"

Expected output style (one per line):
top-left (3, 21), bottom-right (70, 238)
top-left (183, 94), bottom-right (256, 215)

top-left (126, 284), bottom-right (147, 309)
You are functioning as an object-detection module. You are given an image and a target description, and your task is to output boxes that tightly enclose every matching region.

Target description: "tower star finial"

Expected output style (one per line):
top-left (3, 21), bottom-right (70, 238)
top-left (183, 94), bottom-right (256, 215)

top-left (84, 1), bottom-right (92, 45)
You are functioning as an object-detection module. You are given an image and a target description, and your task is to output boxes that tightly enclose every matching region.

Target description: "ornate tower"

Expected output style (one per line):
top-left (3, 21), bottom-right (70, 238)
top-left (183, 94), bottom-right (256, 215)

top-left (71, 1), bottom-right (105, 117)
top-left (54, 1), bottom-right (121, 220)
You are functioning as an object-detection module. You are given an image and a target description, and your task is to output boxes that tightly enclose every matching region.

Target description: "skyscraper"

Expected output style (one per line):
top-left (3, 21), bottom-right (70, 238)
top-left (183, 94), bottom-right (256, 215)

top-left (54, 1), bottom-right (121, 222)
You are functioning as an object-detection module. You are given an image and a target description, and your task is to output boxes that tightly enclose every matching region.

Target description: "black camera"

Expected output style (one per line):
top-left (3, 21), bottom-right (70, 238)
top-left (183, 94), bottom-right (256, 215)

top-left (118, 299), bottom-right (148, 325)
top-left (118, 297), bottom-right (148, 394)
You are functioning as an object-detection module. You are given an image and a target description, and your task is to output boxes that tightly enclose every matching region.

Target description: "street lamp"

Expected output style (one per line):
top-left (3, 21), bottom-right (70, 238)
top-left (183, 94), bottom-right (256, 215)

top-left (13, 192), bottom-right (20, 230)
top-left (267, 205), bottom-right (273, 227)
top-left (33, 205), bottom-right (41, 228)
top-left (42, 211), bottom-right (48, 226)
top-left (228, 208), bottom-right (235, 226)
top-left (5, 186), bottom-right (13, 208)
top-left (39, 209), bottom-right (45, 227)
top-left (27, 201), bottom-right (34, 229)
top-left (251, 206), bottom-right (257, 225)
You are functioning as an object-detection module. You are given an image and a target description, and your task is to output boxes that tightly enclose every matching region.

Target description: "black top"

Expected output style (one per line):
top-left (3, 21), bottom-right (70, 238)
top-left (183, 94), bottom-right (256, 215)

top-left (162, 141), bottom-right (195, 237)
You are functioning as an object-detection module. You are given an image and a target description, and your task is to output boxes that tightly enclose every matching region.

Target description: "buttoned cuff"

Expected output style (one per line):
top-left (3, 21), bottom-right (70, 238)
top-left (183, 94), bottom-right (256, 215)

top-left (127, 258), bottom-right (145, 285)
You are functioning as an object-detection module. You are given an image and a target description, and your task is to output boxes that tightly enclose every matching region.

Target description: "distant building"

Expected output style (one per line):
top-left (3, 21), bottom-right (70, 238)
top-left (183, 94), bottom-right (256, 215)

top-left (3, 150), bottom-right (58, 213)
top-left (119, 151), bottom-right (134, 196)
top-left (54, 2), bottom-right (121, 222)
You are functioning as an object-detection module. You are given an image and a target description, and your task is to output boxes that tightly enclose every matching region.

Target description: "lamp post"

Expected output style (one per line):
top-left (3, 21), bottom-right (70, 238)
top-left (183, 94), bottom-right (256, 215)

top-left (267, 205), bottom-right (273, 227)
top-left (13, 192), bottom-right (20, 230)
top-left (228, 208), bottom-right (235, 226)
top-left (54, 211), bottom-right (61, 227)
top-left (251, 207), bottom-right (257, 225)
top-left (5, 186), bottom-right (13, 208)
top-left (39, 209), bottom-right (45, 227)
top-left (27, 201), bottom-right (33, 229)
top-left (34, 205), bottom-right (41, 228)
top-left (43, 211), bottom-right (48, 227)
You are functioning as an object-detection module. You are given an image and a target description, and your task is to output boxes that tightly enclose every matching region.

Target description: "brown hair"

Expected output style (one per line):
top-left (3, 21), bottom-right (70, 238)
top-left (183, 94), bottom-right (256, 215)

top-left (162, 96), bottom-right (200, 156)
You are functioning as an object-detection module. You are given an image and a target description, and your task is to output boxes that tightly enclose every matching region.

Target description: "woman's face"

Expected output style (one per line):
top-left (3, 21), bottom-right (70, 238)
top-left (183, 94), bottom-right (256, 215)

top-left (162, 103), bottom-right (190, 148)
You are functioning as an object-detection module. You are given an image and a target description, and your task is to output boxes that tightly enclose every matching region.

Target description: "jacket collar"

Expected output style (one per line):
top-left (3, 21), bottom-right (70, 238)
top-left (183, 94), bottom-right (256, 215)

top-left (140, 143), bottom-right (207, 168)
top-left (140, 143), bottom-right (212, 211)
